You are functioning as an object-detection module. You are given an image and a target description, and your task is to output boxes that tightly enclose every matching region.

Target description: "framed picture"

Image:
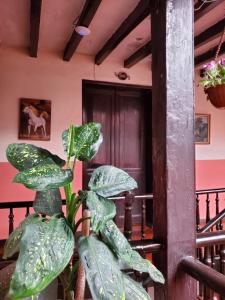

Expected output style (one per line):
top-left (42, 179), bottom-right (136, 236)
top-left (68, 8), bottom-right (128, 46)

top-left (195, 113), bottom-right (210, 144)
top-left (19, 98), bottom-right (51, 141)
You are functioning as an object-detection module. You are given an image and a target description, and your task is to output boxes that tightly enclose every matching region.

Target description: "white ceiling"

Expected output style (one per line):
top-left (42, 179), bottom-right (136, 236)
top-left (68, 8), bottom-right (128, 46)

top-left (0, 0), bottom-right (224, 63)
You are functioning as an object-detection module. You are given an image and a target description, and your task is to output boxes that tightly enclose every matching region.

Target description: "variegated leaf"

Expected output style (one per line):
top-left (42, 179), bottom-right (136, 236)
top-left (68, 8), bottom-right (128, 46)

top-left (101, 220), bottom-right (165, 284)
top-left (123, 274), bottom-right (151, 300)
top-left (9, 217), bottom-right (74, 299)
top-left (89, 165), bottom-right (137, 197)
top-left (86, 191), bottom-right (116, 232)
top-left (3, 214), bottom-right (41, 259)
top-left (62, 123), bottom-right (103, 161)
top-left (6, 143), bottom-right (65, 171)
top-left (78, 235), bottom-right (125, 300)
top-left (13, 164), bottom-right (73, 191)
top-left (34, 189), bottom-right (62, 216)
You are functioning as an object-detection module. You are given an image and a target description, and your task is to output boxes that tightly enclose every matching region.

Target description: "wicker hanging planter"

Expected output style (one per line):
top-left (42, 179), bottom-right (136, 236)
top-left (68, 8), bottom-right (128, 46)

top-left (205, 84), bottom-right (225, 109)
top-left (201, 23), bottom-right (225, 109)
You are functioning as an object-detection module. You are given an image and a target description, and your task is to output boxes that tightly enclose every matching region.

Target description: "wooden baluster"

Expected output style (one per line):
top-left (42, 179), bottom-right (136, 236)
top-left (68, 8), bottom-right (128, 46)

top-left (124, 192), bottom-right (134, 241)
top-left (196, 194), bottom-right (204, 298)
top-left (196, 194), bottom-right (200, 232)
top-left (141, 198), bottom-right (146, 240)
top-left (216, 192), bottom-right (220, 231)
top-left (206, 193), bottom-right (210, 224)
top-left (203, 193), bottom-right (215, 299)
top-left (25, 206), bottom-right (30, 217)
top-left (220, 245), bottom-right (225, 300)
top-left (214, 193), bottom-right (221, 273)
top-left (8, 207), bottom-right (14, 235)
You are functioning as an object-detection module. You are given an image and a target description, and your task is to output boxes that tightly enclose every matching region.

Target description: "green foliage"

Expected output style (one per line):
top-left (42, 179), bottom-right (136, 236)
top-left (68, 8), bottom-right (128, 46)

top-left (78, 235), bottom-right (125, 300)
top-left (200, 59), bottom-right (225, 88)
top-left (3, 214), bottom-right (40, 259)
top-left (62, 123), bottom-right (103, 161)
top-left (123, 274), bottom-right (151, 300)
top-left (4, 122), bottom-right (164, 300)
top-left (101, 220), bottom-right (165, 284)
top-left (89, 165), bottom-right (137, 197)
top-left (6, 143), bottom-right (65, 171)
top-left (13, 164), bottom-right (73, 191)
top-left (86, 191), bottom-right (116, 232)
top-left (33, 189), bottom-right (63, 216)
top-left (9, 217), bottom-right (74, 299)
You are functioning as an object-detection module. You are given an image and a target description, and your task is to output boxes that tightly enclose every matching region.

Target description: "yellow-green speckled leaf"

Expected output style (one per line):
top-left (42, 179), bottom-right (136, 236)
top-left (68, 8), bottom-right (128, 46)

top-left (101, 220), bottom-right (165, 284)
top-left (9, 217), bottom-right (74, 299)
top-left (62, 123), bottom-right (103, 161)
top-left (86, 191), bottom-right (116, 233)
top-left (88, 165), bottom-right (137, 197)
top-left (3, 214), bottom-right (41, 259)
top-left (123, 274), bottom-right (151, 300)
top-left (13, 164), bottom-right (73, 191)
top-left (78, 235), bottom-right (125, 300)
top-left (6, 143), bottom-right (65, 171)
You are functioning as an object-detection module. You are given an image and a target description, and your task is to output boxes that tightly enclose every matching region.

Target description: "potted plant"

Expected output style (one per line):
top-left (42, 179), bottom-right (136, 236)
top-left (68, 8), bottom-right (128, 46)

top-left (1, 123), bottom-right (164, 300)
top-left (200, 59), bottom-right (225, 109)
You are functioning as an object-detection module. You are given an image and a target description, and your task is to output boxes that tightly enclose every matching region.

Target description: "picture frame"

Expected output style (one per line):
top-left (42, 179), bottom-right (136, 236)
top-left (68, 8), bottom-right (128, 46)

top-left (195, 113), bottom-right (210, 144)
top-left (19, 98), bottom-right (51, 141)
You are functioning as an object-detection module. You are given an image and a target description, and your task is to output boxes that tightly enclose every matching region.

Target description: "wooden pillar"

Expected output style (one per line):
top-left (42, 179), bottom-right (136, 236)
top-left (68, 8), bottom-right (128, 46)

top-left (151, 1), bottom-right (196, 299)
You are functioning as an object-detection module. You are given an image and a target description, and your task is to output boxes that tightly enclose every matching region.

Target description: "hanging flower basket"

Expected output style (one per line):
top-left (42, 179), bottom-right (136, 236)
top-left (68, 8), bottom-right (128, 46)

top-left (200, 59), bottom-right (225, 109)
top-left (205, 83), bottom-right (225, 109)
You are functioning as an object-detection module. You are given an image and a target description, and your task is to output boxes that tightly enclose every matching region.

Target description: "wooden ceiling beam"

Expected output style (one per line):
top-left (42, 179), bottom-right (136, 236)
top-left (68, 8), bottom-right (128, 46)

top-left (194, 0), bottom-right (224, 22)
top-left (195, 17), bottom-right (225, 49)
top-left (63, 0), bottom-right (102, 61)
top-left (195, 41), bottom-right (225, 66)
top-left (124, 41), bottom-right (151, 68)
top-left (30, 0), bottom-right (42, 57)
top-left (124, 17), bottom-right (225, 68)
top-left (95, 0), bottom-right (150, 65)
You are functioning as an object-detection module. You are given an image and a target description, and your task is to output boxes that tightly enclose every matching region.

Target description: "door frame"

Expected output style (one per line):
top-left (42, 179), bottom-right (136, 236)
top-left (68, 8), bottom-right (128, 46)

top-left (82, 80), bottom-right (153, 224)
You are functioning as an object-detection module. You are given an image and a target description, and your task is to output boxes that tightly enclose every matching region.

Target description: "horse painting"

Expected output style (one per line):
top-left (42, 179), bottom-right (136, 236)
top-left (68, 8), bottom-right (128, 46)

top-left (19, 99), bottom-right (51, 141)
top-left (23, 105), bottom-right (48, 136)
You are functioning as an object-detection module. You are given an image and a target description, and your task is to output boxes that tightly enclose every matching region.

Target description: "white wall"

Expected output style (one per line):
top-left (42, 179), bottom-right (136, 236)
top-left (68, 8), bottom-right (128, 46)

top-left (0, 46), bottom-right (151, 162)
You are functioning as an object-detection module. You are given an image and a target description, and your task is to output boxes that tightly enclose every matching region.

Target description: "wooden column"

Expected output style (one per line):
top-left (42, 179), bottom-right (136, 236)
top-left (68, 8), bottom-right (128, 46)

top-left (151, 1), bottom-right (196, 299)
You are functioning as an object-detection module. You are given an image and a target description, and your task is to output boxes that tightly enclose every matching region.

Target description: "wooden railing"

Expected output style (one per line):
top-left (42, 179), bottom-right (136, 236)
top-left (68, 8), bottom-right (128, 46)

top-left (1, 188), bottom-right (225, 299)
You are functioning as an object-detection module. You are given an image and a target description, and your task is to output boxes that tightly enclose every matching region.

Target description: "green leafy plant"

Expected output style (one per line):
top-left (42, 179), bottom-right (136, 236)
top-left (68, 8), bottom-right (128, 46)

top-left (200, 59), bottom-right (225, 88)
top-left (3, 122), bottom-right (164, 300)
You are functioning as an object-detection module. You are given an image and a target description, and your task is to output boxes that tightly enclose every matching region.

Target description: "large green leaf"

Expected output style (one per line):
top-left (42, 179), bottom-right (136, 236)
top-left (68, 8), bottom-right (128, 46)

top-left (6, 143), bottom-right (65, 171)
top-left (86, 191), bottom-right (116, 232)
top-left (123, 274), bottom-right (151, 300)
top-left (34, 189), bottom-right (62, 216)
top-left (9, 217), bottom-right (74, 299)
top-left (13, 164), bottom-right (73, 191)
top-left (78, 235), bottom-right (125, 300)
top-left (88, 166), bottom-right (137, 197)
top-left (62, 123), bottom-right (103, 161)
top-left (101, 220), bottom-right (164, 284)
top-left (3, 214), bottom-right (41, 259)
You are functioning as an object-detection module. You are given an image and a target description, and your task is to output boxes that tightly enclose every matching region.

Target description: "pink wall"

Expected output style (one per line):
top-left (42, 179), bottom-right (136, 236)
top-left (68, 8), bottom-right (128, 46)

top-left (196, 160), bottom-right (225, 222)
top-left (0, 47), bottom-right (151, 239)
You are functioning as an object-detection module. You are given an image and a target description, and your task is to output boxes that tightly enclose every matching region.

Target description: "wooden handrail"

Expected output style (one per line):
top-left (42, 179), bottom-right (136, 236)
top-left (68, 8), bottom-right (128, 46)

top-left (0, 200), bottom-right (66, 209)
top-left (196, 230), bottom-right (225, 247)
top-left (196, 187), bottom-right (225, 195)
top-left (199, 208), bottom-right (225, 233)
top-left (180, 256), bottom-right (225, 296)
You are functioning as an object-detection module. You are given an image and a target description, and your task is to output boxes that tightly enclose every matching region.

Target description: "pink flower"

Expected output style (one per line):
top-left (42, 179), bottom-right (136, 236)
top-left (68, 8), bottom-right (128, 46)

top-left (203, 61), bottom-right (216, 70)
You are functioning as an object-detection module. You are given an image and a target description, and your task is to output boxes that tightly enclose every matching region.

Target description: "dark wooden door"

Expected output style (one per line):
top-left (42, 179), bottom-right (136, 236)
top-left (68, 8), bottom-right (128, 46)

top-left (83, 81), bottom-right (152, 226)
